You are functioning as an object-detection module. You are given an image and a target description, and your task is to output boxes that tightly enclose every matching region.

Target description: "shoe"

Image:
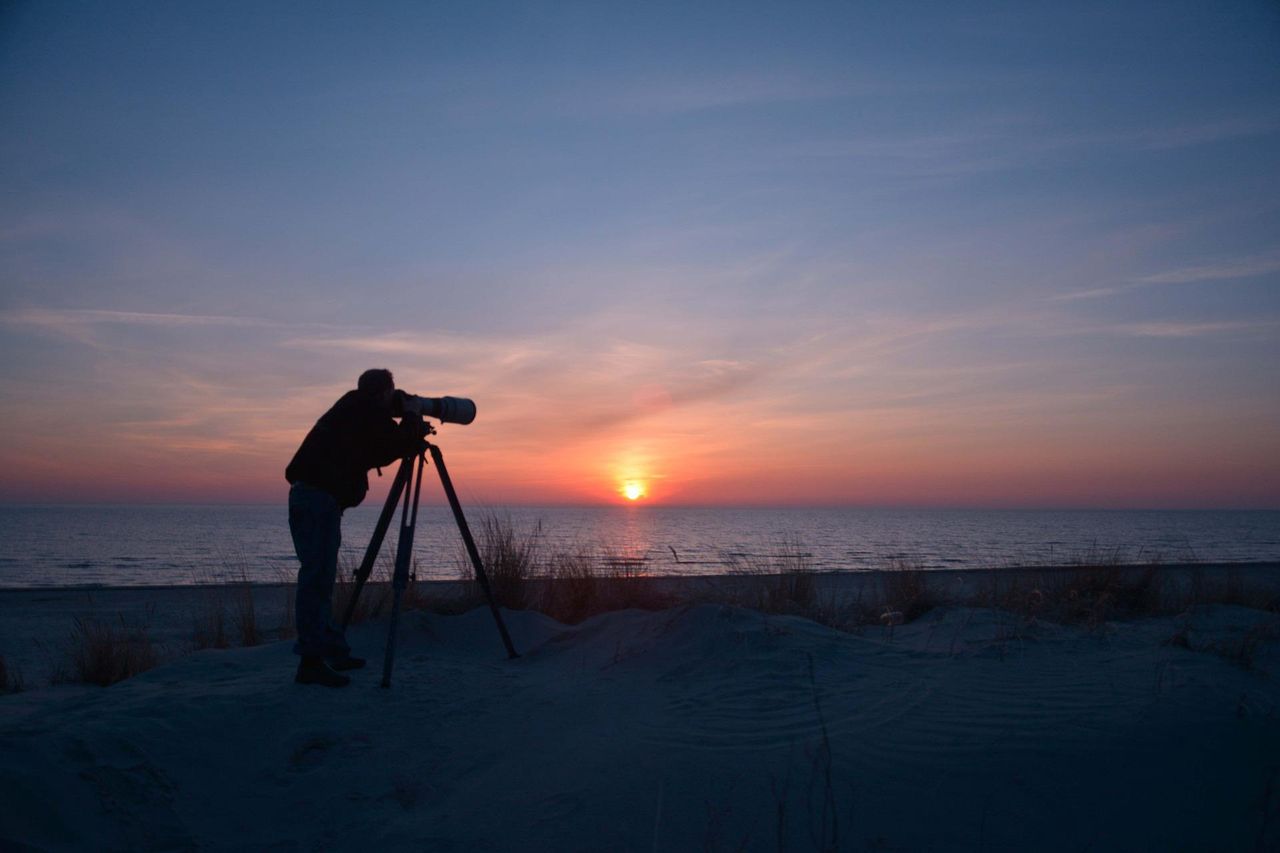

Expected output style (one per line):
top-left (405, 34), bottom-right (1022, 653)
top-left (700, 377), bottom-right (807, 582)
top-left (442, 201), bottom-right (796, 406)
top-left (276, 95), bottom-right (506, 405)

top-left (295, 657), bottom-right (351, 688)
top-left (327, 655), bottom-right (366, 672)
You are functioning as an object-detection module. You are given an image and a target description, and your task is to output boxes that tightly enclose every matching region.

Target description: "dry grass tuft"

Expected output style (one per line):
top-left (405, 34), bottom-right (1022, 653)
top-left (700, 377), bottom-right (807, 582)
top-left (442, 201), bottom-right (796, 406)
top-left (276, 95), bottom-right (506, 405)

top-left (879, 559), bottom-right (933, 624)
top-left (467, 512), bottom-right (540, 610)
top-left (1053, 564), bottom-right (1163, 626)
top-left (600, 544), bottom-right (650, 579)
top-left (979, 557), bottom-right (1173, 628)
top-left (723, 536), bottom-right (819, 615)
top-left (539, 548), bottom-right (601, 623)
top-left (594, 571), bottom-right (677, 617)
top-left (455, 514), bottom-right (676, 622)
top-left (333, 548), bottom-right (439, 625)
top-left (334, 553), bottom-right (392, 626)
top-left (57, 613), bottom-right (159, 686)
top-left (190, 591), bottom-right (230, 651)
top-left (231, 572), bottom-right (262, 647)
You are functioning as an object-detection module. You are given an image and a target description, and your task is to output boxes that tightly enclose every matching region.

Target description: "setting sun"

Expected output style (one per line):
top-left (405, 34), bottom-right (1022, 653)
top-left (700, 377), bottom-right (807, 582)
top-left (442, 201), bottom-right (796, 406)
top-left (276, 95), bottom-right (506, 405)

top-left (622, 481), bottom-right (646, 501)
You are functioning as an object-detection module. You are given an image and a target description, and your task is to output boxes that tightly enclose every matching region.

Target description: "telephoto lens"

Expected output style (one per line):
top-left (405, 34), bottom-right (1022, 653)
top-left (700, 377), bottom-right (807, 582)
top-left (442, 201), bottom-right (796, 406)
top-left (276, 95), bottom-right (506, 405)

top-left (428, 396), bottom-right (476, 425)
top-left (394, 392), bottom-right (476, 425)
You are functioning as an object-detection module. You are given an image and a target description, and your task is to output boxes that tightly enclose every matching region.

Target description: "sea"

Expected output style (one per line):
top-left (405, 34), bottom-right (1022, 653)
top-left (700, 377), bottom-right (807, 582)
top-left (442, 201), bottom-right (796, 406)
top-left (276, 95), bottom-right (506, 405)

top-left (0, 504), bottom-right (1278, 589)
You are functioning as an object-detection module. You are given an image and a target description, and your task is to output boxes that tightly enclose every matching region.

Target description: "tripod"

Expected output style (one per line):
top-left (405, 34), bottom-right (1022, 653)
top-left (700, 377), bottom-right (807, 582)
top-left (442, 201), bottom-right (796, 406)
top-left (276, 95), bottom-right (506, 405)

top-left (340, 415), bottom-right (519, 687)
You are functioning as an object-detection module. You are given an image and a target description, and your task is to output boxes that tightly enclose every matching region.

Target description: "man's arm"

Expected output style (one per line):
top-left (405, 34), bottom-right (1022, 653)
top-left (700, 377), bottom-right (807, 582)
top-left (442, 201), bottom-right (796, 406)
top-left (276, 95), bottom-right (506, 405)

top-left (365, 415), bottom-right (425, 469)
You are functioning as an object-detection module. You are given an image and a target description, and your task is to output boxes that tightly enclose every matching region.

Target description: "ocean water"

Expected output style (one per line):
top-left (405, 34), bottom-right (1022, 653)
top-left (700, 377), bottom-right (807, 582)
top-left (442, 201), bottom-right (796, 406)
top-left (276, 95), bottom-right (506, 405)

top-left (0, 504), bottom-right (1277, 589)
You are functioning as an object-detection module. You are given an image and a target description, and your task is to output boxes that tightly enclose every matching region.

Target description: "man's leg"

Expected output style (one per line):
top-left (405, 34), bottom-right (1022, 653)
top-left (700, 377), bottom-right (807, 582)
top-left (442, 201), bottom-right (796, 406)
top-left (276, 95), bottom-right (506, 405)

top-left (289, 483), bottom-right (349, 686)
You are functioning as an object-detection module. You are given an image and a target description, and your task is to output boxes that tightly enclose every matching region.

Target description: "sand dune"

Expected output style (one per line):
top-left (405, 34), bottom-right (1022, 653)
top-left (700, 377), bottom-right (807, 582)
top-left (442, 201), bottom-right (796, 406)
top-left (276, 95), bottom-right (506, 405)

top-left (2, 601), bottom-right (1278, 851)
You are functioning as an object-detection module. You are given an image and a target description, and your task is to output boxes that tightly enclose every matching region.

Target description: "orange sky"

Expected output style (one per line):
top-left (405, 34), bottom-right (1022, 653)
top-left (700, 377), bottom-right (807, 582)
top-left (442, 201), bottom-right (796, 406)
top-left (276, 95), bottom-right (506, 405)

top-left (0, 320), bottom-right (1275, 508)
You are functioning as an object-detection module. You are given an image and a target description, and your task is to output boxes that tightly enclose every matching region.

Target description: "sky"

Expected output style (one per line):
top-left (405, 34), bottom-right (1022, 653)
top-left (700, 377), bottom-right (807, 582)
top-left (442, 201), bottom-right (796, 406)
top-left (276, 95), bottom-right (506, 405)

top-left (1, 0), bottom-right (1278, 509)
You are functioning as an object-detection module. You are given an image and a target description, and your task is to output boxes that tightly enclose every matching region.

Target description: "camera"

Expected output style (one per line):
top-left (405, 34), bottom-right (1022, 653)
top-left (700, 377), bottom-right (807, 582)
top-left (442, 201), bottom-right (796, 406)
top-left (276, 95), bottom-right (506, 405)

top-left (392, 391), bottom-right (476, 425)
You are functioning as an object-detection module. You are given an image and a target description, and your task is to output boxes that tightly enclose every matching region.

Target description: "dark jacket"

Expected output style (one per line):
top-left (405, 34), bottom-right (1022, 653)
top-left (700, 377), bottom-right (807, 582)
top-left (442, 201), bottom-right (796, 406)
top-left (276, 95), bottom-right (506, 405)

top-left (285, 390), bottom-right (421, 509)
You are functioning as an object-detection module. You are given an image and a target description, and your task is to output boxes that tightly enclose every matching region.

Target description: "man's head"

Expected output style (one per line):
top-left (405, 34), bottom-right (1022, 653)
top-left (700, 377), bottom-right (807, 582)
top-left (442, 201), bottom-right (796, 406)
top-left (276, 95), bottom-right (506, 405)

top-left (357, 369), bottom-right (396, 409)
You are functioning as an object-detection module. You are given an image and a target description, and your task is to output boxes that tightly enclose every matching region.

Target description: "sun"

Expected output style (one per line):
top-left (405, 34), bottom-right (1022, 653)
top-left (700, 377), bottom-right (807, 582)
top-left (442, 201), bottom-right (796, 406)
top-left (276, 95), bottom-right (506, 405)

top-left (622, 481), bottom-right (647, 501)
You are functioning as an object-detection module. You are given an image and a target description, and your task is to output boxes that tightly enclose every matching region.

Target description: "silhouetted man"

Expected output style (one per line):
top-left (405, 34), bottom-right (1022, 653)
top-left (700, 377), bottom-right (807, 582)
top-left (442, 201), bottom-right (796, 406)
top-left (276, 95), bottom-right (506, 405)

top-left (285, 369), bottom-right (424, 687)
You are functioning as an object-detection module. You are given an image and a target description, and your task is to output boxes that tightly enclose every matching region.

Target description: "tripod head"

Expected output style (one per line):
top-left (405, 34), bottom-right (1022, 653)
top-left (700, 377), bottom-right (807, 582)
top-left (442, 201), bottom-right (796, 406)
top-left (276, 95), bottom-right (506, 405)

top-left (399, 411), bottom-right (437, 454)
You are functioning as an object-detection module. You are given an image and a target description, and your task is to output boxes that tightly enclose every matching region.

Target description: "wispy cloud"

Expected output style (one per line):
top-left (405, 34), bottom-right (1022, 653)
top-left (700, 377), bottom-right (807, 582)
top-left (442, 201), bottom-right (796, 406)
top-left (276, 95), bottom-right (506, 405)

top-left (1050, 286), bottom-right (1126, 302)
top-left (1135, 254), bottom-right (1280, 285)
top-left (1105, 320), bottom-right (1279, 338)
top-left (0, 308), bottom-right (285, 330)
top-left (1051, 251), bottom-right (1280, 301)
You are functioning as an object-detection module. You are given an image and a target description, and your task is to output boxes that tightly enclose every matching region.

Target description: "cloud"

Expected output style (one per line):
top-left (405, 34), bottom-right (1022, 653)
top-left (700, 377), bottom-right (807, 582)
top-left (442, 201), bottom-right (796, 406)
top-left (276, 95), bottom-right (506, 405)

top-left (1106, 320), bottom-right (1278, 338)
top-left (1050, 251), bottom-right (1280, 302)
top-left (1049, 286), bottom-right (1126, 302)
top-left (0, 308), bottom-right (286, 330)
top-left (1134, 255), bottom-right (1280, 285)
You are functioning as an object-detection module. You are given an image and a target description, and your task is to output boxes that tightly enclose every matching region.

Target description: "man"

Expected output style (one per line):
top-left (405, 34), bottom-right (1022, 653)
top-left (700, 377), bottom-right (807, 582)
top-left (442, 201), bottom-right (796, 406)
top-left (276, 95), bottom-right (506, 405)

top-left (285, 368), bottom-right (424, 687)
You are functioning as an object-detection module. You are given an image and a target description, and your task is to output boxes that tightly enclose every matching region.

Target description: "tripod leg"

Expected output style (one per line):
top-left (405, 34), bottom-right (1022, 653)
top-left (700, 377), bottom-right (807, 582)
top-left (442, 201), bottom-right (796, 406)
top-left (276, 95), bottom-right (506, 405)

top-left (340, 458), bottom-right (413, 631)
top-left (381, 452), bottom-right (427, 688)
top-left (427, 444), bottom-right (520, 659)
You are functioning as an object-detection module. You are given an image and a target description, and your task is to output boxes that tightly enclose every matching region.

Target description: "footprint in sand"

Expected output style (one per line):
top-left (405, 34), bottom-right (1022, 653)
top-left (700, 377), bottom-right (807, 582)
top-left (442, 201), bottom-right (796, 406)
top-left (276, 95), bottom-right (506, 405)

top-left (287, 734), bottom-right (339, 771)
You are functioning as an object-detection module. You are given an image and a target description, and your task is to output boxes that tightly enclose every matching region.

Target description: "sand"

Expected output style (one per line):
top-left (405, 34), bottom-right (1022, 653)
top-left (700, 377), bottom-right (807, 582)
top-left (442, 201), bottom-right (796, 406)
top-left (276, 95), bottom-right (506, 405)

top-left (2, 570), bottom-right (1279, 850)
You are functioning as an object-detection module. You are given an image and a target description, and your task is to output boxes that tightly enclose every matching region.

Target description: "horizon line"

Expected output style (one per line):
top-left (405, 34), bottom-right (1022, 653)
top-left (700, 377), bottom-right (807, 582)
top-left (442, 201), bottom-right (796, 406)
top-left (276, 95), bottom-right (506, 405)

top-left (1, 500), bottom-right (1276, 513)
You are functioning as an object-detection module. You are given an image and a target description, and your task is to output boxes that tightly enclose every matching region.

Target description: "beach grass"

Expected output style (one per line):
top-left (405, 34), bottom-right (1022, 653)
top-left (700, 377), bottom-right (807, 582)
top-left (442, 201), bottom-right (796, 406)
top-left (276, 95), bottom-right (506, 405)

top-left (455, 512), bottom-right (678, 622)
top-left (11, 515), bottom-right (1279, 691)
top-left (189, 566), bottom-right (267, 650)
top-left (471, 511), bottom-right (540, 610)
top-left (231, 572), bottom-right (262, 647)
top-left (55, 613), bottom-right (159, 687)
top-left (722, 534), bottom-right (819, 615)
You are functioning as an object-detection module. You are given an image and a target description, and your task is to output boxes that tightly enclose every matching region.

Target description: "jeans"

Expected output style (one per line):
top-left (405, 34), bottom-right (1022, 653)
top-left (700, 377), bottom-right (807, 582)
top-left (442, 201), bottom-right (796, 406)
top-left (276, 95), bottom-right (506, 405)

top-left (289, 482), bottom-right (351, 659)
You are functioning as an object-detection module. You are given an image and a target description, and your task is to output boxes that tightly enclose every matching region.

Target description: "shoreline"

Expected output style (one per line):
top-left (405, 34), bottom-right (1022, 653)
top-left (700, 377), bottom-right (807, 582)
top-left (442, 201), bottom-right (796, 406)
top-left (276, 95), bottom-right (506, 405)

top-left (1, 559), bottom-right (1276, 593)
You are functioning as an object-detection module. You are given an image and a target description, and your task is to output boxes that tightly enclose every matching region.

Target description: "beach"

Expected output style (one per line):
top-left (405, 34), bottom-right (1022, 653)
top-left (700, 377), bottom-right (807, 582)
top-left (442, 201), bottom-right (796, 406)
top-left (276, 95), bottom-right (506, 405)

top-left (5, 1), bottom-right (1279, 848)
top-left (2, 565), bottom-right (1279, 850)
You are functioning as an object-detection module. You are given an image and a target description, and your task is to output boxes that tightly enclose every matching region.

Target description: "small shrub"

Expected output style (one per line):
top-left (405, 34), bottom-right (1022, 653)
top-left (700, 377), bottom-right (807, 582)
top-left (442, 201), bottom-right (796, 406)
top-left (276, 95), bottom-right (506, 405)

top-left (59, 614), bottom-right (158, 686)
